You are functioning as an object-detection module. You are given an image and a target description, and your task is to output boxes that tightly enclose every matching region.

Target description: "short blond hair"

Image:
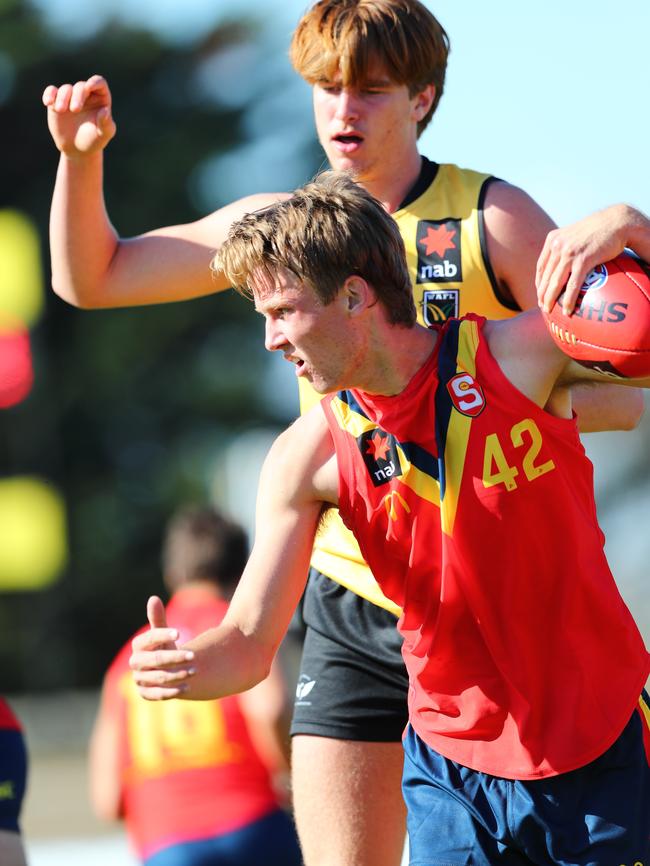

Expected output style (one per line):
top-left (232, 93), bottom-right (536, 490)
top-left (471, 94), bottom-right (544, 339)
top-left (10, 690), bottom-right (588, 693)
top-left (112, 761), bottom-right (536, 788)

top-left (290, 0), bottom-right (449, 136)
top-left (214, 171), bottom-right (416, 327)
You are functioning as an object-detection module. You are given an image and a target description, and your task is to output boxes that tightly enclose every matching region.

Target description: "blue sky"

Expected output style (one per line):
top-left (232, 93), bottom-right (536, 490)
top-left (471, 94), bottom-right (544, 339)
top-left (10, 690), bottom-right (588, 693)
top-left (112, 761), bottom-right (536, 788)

top-left (423, 1), bottom-right (650, 224)
top-left (33, 0), bottom-right (650, 226)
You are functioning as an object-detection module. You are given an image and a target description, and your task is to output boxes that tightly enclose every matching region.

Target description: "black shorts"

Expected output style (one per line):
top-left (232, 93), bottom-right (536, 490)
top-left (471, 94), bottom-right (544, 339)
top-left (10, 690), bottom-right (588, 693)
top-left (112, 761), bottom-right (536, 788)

top-left (290, 568), bottom-right (409, 742)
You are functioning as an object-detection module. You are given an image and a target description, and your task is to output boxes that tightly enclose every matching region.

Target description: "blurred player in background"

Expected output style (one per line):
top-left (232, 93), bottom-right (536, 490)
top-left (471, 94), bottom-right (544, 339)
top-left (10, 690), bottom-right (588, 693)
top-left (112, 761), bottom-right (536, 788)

top-left (0, 698), bottom-right (28, 866)
top-left (44, 2), bottom-right (645, 863)
top-left (89, 505), bottom-right (301, 866)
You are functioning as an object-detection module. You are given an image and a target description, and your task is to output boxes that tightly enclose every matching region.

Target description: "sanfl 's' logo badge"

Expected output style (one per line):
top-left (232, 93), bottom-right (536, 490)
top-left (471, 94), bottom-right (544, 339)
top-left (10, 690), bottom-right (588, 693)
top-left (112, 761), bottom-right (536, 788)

top-left (447, 373), bottom-right (485, 417)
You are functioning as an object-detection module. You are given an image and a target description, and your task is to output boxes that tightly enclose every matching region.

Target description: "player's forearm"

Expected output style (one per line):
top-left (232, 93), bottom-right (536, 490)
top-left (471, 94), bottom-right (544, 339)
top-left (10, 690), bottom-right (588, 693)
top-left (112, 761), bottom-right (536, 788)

top-left (50, 152), bottom-right (120, 308)
top-left (620, 204), bottom-right (650, 262)
top-left (50, 153), bottom-right (226, 309)
top-left (572, 382), bottom-right (645, 433)
top-left (178, 623), bottom-right (275, 701)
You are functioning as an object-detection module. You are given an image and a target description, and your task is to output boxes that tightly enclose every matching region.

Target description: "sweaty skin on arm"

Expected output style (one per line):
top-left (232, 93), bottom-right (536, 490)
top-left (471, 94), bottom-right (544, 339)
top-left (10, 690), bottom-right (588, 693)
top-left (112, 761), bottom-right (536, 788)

top-left (43, 75), bottom-right (286, 308)
top-left (130, 409), bottom-right (337, 701)
top-left (483, 183), bottom-right (644, 433)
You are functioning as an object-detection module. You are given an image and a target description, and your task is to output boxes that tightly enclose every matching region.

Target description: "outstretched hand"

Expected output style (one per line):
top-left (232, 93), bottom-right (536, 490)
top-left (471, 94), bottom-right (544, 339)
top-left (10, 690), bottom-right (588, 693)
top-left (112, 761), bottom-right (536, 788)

top-left (43, 74), bottom-right (117, 158)
top-left (129, 595), bottom-right (196, 701)
top-left (535, 205), bottom-right (634, 315)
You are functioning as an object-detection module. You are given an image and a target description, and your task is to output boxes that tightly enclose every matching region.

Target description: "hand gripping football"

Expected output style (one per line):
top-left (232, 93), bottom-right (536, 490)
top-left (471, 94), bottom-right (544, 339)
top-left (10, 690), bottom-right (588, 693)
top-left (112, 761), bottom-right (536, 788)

top-left (543, 253), bottom-right (650, 378)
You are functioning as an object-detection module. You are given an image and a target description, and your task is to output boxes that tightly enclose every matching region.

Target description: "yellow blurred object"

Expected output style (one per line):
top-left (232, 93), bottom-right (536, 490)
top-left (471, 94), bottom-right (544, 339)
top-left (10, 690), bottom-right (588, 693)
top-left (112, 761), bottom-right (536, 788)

top-left (0, 209), bottom-right (44, 329)
top-left (0, 477), bottom-right (68, 590)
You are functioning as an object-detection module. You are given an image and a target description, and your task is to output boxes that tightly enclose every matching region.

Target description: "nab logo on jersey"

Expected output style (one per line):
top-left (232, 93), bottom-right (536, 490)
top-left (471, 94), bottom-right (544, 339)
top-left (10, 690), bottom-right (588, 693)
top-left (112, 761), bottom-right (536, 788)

top-left (421, 289), bottom-right (459, 325)
top-left (447, 373), bottom-right (485, 417)
top-left (358, 428), bottom-right (403, 487)
top-left (416, 219), bottom-right (462, 285)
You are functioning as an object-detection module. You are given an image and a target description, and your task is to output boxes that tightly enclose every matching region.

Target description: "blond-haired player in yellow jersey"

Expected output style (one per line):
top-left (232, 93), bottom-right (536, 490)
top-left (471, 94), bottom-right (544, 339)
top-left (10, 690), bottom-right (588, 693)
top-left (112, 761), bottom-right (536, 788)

top-left (43, 2), bottom-right (646, 864)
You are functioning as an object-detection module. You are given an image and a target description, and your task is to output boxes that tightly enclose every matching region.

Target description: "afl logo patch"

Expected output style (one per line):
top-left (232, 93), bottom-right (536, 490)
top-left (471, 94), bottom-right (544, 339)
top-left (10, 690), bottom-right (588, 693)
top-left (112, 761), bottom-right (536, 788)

top-left (421, 289), bottom-right (459, 325)
top-left (447, 373), bottom-right (485, 417)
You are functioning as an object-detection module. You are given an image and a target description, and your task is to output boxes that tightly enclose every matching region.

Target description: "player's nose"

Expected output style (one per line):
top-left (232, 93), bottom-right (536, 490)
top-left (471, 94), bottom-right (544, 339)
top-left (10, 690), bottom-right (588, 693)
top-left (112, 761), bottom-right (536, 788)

top-left (334, 89), bottom-right (360, 123)
top-left (265, 318), bottom-right (286, 352)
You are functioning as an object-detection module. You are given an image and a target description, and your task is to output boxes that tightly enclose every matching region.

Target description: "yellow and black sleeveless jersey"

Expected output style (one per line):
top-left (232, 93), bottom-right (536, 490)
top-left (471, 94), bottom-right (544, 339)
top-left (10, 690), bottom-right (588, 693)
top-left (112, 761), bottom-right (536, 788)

top-left (302, 160), bottom-right (520, 615)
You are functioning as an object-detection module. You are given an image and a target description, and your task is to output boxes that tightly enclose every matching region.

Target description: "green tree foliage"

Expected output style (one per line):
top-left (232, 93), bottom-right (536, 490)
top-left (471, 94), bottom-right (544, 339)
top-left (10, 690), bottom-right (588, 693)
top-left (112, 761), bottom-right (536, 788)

top-left (0, 0), bottom-right (318, 690)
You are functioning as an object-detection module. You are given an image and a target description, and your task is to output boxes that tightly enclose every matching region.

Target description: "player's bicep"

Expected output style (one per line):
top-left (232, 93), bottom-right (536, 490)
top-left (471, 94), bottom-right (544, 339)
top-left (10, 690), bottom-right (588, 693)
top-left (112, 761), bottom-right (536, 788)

top-left (483, 181), bottom-right (556, 311)
top-left (109, 192), bottom-right (290, 304)
top-left (225, 413), bottom-right (335, 652)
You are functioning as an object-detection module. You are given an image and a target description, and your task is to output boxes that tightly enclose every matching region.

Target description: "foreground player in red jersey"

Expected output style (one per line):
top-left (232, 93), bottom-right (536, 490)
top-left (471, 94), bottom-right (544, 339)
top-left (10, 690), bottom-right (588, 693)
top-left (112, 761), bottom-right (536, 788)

top-left (90, 506), bottom-right (301, 866)
top-left (130, 173), bottom-right (650, 866)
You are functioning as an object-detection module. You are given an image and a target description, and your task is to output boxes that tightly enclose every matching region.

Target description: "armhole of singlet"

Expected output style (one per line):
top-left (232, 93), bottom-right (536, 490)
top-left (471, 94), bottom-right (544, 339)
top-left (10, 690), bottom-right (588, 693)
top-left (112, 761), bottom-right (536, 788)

top-left (478, 177), bottom-right (521, 313)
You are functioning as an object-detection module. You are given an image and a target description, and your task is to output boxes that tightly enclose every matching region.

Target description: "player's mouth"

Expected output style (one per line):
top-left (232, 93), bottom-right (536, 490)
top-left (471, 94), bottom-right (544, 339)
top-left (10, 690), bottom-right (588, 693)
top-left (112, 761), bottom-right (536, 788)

top-left (331, 132), bottom-right (364, 153)
top-left (285, 354), bottom-right (307, 377)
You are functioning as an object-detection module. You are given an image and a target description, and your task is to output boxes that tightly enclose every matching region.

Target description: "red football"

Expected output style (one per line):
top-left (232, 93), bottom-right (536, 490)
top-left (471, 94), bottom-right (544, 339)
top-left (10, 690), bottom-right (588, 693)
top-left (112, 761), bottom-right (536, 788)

top-left (543, 253), bottom-right (650, 378)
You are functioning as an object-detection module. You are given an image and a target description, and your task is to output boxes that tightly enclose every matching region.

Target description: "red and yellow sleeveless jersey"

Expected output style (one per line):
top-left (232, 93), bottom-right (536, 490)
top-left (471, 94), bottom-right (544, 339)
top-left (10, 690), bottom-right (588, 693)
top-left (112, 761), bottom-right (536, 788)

top-left (0, 699), bottom-right (20, 731)
top-left (103, 586), bottom-right (279, 860)
top-left (305, 162), bottom-right (518, 614)
top-left (321, 315), bottom-right (649, 779)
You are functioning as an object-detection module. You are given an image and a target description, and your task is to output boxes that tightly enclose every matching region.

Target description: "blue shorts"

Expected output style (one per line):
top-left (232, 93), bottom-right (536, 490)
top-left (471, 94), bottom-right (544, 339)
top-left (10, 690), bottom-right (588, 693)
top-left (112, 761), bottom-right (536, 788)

top-left (143, 807), bottom-right (302, 866)
top-left (402, 692), bottom-right (650, 866)
top-left (0, 729), bottom-right (28, 833)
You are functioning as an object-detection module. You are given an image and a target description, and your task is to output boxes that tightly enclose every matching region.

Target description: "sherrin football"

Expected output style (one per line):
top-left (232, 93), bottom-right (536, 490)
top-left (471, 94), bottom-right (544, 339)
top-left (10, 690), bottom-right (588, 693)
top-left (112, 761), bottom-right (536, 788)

top-left (542, 252), bottom-right (650, 379)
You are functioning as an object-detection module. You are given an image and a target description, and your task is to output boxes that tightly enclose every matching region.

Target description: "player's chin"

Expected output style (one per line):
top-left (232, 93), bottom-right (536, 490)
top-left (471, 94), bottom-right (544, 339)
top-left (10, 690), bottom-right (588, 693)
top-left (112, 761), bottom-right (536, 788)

top-left (310, 376), bottom-right (339, 395)
top-left (325, 150), bottom-right (365, 176)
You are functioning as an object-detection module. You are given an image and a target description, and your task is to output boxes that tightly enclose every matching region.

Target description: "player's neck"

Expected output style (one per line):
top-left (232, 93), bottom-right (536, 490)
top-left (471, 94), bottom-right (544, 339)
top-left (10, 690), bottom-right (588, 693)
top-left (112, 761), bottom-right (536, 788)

top-left (175, 580), bottom-right (224, 599)
top-left (358, 149), bottom-right (423, 214)
top-left (360, 323), bottom-right (437, 397)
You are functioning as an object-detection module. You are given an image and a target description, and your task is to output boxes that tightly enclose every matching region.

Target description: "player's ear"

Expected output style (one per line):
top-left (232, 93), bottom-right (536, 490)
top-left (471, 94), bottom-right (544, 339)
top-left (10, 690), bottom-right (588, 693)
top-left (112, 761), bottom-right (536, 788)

top-left (412, 83), bottom-right (435, 122)
top-left (342, 275), bottom-right (373, 316)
